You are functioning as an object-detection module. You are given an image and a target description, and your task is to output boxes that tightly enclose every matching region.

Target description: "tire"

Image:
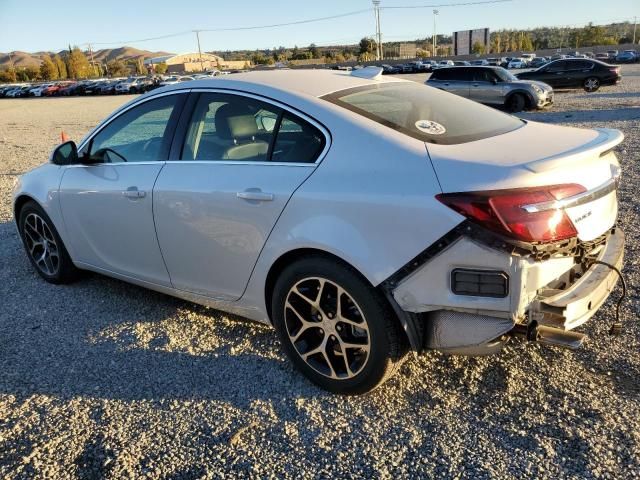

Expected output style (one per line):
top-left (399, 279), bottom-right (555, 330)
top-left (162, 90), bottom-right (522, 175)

top-left (271, 256), bottom-right (408, 394)
top-left (18, 201), bottom-right (79, 284)
top-left (583, 77), bottom-right (600, 92)
top-left (506, 93), bottom-right (527, 113)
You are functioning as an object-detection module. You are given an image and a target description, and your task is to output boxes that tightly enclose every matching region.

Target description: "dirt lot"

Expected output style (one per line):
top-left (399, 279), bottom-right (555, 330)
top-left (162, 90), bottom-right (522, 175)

top-left (1, 67), bottom-right (639, 479)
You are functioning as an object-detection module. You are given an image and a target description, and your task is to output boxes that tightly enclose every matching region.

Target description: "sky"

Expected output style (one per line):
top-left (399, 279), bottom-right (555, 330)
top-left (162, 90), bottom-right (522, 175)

top-left (0, 0), bottom-right (638, 53)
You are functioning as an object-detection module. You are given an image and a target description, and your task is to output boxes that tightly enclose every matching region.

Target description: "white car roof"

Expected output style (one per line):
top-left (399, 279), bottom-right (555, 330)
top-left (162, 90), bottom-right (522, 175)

top-left (161, 69), bottom-right (406, 98)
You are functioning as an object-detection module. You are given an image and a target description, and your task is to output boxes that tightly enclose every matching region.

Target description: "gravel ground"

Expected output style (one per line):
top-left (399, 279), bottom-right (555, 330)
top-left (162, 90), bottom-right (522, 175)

top-left (1, 68), bottom-right (639, 479)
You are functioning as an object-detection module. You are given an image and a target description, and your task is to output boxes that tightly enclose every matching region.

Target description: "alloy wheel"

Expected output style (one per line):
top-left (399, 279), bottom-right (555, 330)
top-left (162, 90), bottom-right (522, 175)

top-left (284, 277), bottom-right (370, 380)
top-left (585, 78), bottom-right (600, 92)
top-left (22, 213), bottom-right (60, 276)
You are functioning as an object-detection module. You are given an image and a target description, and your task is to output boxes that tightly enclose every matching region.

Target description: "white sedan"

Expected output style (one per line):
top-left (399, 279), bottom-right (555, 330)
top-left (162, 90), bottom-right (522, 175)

top-left (508, 58), bottom-right (528, 69)
top-left (13, 67), bottom-right (625, 394)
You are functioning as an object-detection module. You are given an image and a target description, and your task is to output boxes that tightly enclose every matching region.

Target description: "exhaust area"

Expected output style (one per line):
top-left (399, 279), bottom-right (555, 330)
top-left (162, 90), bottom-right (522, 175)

top-left (511, 322), bottom-right (586, 350)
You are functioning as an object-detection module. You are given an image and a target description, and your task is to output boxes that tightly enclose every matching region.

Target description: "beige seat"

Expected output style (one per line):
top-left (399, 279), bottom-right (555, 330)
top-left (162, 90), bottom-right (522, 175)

top-left (215, 103), bottom-right (269, 161)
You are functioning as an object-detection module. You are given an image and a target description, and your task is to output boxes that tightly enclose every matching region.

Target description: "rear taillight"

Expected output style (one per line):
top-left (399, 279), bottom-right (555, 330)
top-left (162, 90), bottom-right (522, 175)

top-left (436, 184), bottom-right (586, 243)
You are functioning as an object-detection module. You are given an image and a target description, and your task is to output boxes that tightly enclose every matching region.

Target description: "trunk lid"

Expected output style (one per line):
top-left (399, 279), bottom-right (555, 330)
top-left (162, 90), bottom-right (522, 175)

top-left (427, 121), bottom-right (623, 241)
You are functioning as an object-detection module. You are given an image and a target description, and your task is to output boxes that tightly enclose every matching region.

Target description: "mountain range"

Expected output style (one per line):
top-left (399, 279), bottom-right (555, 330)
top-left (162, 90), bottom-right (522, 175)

top-left (0, 47), bottom-right (173, 69)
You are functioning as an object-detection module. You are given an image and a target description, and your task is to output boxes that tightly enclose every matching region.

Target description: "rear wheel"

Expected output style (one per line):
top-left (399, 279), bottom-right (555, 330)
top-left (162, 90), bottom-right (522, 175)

top-left (18, 201), bottom-right (79, 284)
top-left (583, 77), bottom-right (600, 92)
top-left (506, 93), bottom-right (526, 112)
top-left (272, 257), bottom-right (408, 394)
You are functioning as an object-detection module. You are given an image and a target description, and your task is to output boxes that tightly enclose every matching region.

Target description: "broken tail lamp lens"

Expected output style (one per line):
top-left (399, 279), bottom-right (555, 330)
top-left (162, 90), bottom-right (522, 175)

top-left (436, 184), bottom-right (586, 243)
top-left (451, 269), bottom-right (509, 298)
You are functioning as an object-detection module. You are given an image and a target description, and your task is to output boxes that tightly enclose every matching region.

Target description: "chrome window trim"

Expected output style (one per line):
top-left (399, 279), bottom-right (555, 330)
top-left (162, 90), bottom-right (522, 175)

top-left (165, 160), bottom-right (316, 168)
top-left (180, 87), bottom-right (332, 166)
top-left (522, 176), bottom-right (619, 213)
top-left (76, 87), bottom-right (332, 167)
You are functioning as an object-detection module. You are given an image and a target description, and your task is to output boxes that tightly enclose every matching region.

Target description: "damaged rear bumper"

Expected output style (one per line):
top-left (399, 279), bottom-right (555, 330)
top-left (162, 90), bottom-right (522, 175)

top-left (389, 228), bottom-right (624, 354)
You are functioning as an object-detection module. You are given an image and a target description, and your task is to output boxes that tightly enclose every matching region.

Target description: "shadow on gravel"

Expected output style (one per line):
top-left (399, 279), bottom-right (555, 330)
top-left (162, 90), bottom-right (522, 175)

top-left (519, 107), bottom-right (640, 124)
top-left (0, 220), bottom-right (306, 405)
top-left (573, 92), bottom-right (640, 100)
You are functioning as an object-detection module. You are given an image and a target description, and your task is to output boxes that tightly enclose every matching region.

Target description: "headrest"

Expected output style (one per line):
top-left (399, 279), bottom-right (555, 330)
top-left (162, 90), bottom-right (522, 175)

top-left (215, 103), bottom-right (259, 140)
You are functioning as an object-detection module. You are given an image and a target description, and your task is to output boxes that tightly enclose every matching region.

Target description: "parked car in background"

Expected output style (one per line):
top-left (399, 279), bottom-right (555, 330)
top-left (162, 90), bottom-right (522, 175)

top-left (521, 53), bottom-right (536, 62)
top-left (13, 68), bottom-right (625, 393)
top-left (507, 58), bottom-right (527, 69)
top-left (453, 61), bottom-right (471, 66)
top-left (470, 59), bottom-right (489, 66)
top-left (432, 60), bottom-right (454, 70)
top-left (529, 57), bottom-right (548, 68)
top-left (381, 64), bottom-right (402, 74)
top-left (516, 58), bottom-right (621, 92)
top-left (584, 52), bottom-right (595, 58)
top-left (427, 66), bottom-right (553, 112)
top-left (7, 85), bottom-right (32, 98)
top-left (615, 51), bottom-right (637, 63)
top-left (30, 84), bottom-right (53, 97)
top-left (115, 78), bottom-right (140, 94)
top-left (607, 50), bottom-right (619, 60)
top-left (595, 52), bottom-right (610, 62)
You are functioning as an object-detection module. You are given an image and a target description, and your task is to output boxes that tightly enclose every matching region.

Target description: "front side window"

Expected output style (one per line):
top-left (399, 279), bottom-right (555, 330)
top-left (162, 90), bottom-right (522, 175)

top-left (86, 95), bottom-right (181, 163)
top-left (471, 69), bottom-right (496, 83)
top-left (182, 93), bottom-right (325, 163)
top-left (323, 82), bottom-right (523, 145)
top-left (546, 61), bottom-right (567, 72)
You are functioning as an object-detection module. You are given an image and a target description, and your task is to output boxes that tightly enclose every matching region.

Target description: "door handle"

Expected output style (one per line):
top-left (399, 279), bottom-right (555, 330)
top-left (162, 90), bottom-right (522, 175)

top-left (122, 188), bottom-right (146, 199)
top-left (237, 190), bottom-right (274, 202)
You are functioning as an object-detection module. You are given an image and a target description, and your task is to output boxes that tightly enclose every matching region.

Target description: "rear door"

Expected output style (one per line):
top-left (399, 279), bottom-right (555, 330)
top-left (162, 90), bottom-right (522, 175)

top-left (153, 91), bottom-right (328, 300)
top-left (469, 68), bottom-right (501, 104)
top-left (564, 59), bottom-right (594, 87)
top-left (430, 68), bottom-right (471, 98)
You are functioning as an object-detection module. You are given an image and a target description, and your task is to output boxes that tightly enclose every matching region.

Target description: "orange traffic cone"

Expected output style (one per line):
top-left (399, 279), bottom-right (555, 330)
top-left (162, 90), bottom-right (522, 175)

top-left (61, 131), bottom-right (70, 143)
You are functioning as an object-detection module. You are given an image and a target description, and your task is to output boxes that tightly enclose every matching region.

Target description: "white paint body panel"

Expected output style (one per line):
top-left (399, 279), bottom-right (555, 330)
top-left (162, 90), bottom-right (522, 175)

top-left (13, 70), bottom-right (625, 340)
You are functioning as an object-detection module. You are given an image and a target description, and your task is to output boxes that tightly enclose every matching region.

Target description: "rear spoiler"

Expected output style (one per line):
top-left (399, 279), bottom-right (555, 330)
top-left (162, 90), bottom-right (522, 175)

top-left (524, 128), bottom-right (624, 173)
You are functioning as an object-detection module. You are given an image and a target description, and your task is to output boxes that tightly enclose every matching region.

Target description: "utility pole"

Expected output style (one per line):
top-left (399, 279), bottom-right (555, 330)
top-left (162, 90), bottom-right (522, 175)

top-left (372, 0), bottom-right (382, 61)
top-left (433, 9), bottom-right (439, 57)
top-left (633, 16), bottom-right (637, 44)
top-left (194, 30), bottom-right (205, 72)
top-left (87, 43), bottom-right (97, 77)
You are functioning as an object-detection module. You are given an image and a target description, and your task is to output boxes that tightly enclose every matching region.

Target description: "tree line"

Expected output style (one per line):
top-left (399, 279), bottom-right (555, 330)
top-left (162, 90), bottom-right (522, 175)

top-left (0, 46), bottom-right (168, 83)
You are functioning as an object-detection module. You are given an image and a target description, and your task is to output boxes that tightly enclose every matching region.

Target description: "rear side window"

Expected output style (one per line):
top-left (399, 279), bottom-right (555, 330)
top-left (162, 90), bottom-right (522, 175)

top-left (181, 93), bottom-right (325, 163)
top-left (567, 60), bottom-right (593, 70)
top-left (322, 82), bottom-right (523, 145)
top-left (470, 68), bottom-right (496, 82)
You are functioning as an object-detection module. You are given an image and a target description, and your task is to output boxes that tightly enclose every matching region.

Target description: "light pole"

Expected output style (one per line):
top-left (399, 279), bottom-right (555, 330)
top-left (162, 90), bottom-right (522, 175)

top-left (633, 16), bottom-right (637, 45)
top-left (433, 9), bottom-right (439, 57)
top-left (372, 0), bottom-right (382, 61)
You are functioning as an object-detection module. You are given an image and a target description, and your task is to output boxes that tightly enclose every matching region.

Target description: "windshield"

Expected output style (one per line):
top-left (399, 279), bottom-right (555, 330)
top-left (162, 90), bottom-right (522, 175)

top-left (494, 68), bottom-right (518, 82)
top-left (322, 82), bottom-right (523, 145)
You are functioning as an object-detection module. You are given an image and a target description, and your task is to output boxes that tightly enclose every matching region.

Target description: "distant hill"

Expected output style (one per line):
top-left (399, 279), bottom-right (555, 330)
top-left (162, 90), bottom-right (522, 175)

top-left (0, 47), bottom-right (173, 69)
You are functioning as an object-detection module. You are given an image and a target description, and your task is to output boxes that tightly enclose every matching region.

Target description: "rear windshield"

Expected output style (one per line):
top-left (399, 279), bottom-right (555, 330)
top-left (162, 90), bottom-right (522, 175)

top-left (322, 82), bottom-right (523, 145)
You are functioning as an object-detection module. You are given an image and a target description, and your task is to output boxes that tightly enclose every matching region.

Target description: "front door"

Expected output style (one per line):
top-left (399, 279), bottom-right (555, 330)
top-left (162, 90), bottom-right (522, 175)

top-left (59, 93), bottom-right (186, 286)
top-left (153, 92), bottom-right (327, 300)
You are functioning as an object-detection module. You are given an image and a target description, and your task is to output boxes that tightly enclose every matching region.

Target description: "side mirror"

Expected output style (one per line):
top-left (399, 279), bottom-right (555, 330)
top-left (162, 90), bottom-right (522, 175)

top-left (50, 141), bottom-right (79, 166)
top-left (491, 78), bottom-right (498, 84)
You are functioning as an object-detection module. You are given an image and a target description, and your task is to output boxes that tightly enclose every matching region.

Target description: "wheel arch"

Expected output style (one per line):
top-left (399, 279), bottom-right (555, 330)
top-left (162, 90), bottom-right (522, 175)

top-left (505, 89), bottom-right (534, 109)
top-left (263, 247), bottom-right (421, 351)
top-left (13, 194), bottom-right (39, 223)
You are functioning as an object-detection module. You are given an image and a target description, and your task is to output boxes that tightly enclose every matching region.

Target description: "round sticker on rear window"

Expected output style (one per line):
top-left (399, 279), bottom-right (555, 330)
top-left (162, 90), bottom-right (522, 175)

top-left (415, 120), bottom-right (446, 135)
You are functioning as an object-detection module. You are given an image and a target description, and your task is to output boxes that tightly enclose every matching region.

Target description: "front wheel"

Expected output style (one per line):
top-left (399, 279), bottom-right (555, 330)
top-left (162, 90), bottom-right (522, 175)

top-left (506, 93), bottom-right (527, 113)
top-left (583, 77), bottom-right (600, 92)
top-left (272, 257), bottom-right (408, 394)
top-left (18, 201), bottom-right (79, 284)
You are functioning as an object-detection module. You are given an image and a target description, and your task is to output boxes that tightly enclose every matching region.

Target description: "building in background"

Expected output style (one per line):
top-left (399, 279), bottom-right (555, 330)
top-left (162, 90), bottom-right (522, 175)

top-left (384, 43), bottom-right (417, 59)
top-left (144, 53), bottom-right (250, 73)
top-left (453, 28), bottom-right (490, 55)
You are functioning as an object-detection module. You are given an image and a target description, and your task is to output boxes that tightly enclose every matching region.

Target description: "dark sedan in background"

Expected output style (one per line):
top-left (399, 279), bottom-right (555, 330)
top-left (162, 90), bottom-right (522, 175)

top-left (516, 58), bottom-right (621, 92)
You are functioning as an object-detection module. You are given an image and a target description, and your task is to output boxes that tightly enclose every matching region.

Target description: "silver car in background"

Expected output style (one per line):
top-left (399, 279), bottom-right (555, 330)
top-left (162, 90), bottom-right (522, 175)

top-left (427, 66), bottom-right (553, 112)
